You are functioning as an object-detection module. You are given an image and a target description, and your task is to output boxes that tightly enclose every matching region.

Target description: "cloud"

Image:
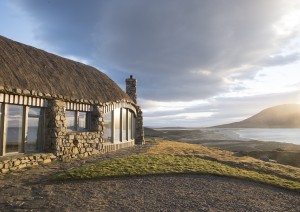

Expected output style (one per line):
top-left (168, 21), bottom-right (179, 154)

top-left (143, 90), bottom-right (300, 127)
top-left (263, 53), bottom-right (300, 66)
top-left (13, 0), bottom-right (300, 102)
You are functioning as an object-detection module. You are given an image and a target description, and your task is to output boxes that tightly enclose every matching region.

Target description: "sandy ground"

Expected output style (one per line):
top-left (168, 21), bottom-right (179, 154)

top-left (0, 142), bottom-right (300, 211)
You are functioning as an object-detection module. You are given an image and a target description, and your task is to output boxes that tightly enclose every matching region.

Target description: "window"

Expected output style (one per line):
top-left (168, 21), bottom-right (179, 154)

top-left (78, 111), bottom-right (88, 131)
top-left (0, 104), bottom-right (45, 156)
top-left (26, 107), bottom-right (44, 153)
top-left (66, 111), bottom-right (76, 131)
top-left (109, 108), bottom-right (136, 143)
top-left (0, 103), bottom-right (2, 154)
top-left (66, 110), bottom-right (90, 132)
top-left (127, 111), bottom-right (136, 140)
top-left (114, 108), bottom-right (121, 142)
top-left (103, 111), bottom-right (112, 142)
top-left (5, 105), bottom-right (23, 153)
top-left (122, 109), bottom-right (127, 141)
top-left (132, 112), bottom-right (136, 140)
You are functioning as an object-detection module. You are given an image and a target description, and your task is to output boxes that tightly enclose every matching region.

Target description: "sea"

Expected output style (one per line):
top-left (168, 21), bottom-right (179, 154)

top-left (232, 128), bottom-right (300, 145)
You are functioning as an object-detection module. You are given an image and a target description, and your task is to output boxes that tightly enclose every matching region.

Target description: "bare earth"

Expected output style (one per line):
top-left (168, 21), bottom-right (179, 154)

top-left (0, 142), bottom-right (299, 212)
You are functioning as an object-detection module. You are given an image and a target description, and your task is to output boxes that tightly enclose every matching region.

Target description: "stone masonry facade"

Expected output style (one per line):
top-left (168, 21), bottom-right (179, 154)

top-left (0, 78), bottom-right (143, 173)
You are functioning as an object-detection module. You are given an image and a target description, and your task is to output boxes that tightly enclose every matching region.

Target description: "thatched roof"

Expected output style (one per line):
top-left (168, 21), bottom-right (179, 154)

top-left (0, 35), bottom-right (131, 103)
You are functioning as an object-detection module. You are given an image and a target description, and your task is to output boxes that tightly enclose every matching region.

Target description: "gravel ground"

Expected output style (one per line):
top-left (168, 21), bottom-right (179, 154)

top-left (0, 142), bottom-right (299, 212)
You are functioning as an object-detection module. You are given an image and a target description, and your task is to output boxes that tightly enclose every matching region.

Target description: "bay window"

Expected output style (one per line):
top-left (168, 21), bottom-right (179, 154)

top-left (102, 107), bottom-right (136, 144)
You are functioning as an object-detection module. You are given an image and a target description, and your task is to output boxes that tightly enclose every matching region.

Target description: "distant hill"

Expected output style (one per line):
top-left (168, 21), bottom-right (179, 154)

top-left (214, 104), bottom-right (300, 128)
top-left (144, 127), bottom-right (164, 137)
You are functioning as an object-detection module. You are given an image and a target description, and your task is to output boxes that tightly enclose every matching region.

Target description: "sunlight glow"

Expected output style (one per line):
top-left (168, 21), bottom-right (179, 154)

top-left (273, 10), bottom-right (300, 36)
top-left (140, 99), bottom-right (209, 113)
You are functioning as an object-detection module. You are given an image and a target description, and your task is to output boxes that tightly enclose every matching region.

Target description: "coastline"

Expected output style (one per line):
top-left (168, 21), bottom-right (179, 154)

top-left (146, 127), bottom-right (300, 167)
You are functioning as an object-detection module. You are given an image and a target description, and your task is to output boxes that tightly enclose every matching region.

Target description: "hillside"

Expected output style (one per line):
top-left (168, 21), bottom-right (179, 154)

top-left (214, 104), bottom-right (300, 128)
top-left (56, 140), bottom-right (300, 191)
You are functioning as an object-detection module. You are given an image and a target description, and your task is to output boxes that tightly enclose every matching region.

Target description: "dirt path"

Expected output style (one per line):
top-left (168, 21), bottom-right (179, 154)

top-left (0, 142), bottom-right (299, 212)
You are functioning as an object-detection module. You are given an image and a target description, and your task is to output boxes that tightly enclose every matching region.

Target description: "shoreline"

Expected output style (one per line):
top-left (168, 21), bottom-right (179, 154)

top-left (145, 127), bottom-right (300, 167)
top-left (152, 128), bottom-right (300, 149)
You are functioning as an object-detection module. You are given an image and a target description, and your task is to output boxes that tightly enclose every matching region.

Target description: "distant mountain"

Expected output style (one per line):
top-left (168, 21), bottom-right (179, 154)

top-left (213, 104), bottom-right (300, 128)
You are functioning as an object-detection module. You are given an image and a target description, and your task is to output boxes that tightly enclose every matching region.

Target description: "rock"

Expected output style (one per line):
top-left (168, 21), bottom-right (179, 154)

top-left (43, 159), bottom-right (52, 164)
top-left (1, 169), bottom-right (9, 174)
top-left (23, 89), bottom-right (30, 95)
top-left (72, 147), bottom-right (79, 155)
top-left (92, 149), bottom-right (99, 155)
top-left (13, 160), bottom-right (21, 166)
top-left (260, 156), bottom-right (269, 162)
top-left (19, 164), bottom-right (27, 169)
top-left (86, 148), bottom-right (93, 152)
top-left (50, 155), bottom-right (57, 160)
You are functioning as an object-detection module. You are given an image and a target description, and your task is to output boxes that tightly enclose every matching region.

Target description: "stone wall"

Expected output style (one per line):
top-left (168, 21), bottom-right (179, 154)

top-left (45, 100), bottom-right (105, 161)
top-left (135, 106), bottom-right (145, 144)
top-left (0, 153), bottom-right (56, 173)
top-left (45, 100), bottom-right (67, 152)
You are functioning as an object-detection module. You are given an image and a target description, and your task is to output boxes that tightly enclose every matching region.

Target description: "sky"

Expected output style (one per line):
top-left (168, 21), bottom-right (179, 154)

top-left (1, 0), bottom-right (300, 127)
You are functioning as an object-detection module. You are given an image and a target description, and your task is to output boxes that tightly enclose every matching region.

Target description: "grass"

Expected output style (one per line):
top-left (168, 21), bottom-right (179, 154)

top-left (55, 140), bottom-right (300, 191)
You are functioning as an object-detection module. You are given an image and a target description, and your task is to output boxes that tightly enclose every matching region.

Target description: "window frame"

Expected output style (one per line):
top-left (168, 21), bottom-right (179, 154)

top-left (66, 110), bottom-right (91, 132)
top-left (103, 111), bottom-right (113, 143)
top-left (0, 104), bottom-right (45, 156)
top-left (26, 107), bottom-right (45, 153)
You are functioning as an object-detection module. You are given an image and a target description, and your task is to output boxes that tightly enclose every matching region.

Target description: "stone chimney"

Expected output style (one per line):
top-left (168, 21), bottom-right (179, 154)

top-left (126, 75), bottom-right (137, 104)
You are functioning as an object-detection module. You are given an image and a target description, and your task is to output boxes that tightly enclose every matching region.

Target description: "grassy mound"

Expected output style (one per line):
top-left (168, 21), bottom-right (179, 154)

top-left (56, 140), bottom-right (300, 191)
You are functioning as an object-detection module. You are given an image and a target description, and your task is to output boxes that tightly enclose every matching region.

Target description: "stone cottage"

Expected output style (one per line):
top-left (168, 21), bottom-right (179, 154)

top-left (0, 35), bottom-right (144, 173)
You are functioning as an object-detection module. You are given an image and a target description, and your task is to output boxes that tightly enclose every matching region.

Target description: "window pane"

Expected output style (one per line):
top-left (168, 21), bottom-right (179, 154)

top-left (132, 113), bottom-right (136, 140)
top-left (128, 111), bottom-right (132, 140)
top-left (26, 107), bottom-right (43, 153)
top-left (66, 111), bottom-right (76, 131)
top-left (114, 108), bottom-right (121, 142)
top-left (28, 107), bottom-right (42, 116)
top-left (122, 109), bottom-right (127, 141)
top-left (6, 105), bottom-right (23, 153)
top-left (0, 103), bottom-right (2, 155)
top-left (103, 111), bottom-right (112, 142)
top-left (78, 112), bottom-right (87, 131)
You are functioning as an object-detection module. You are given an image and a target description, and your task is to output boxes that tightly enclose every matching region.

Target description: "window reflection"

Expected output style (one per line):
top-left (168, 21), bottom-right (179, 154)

top-left (26, 107), bottom-right (43, 153)
top-left (128, 111), bottom-right (132, 140)
top-left (78, 112), bottom-right (87, 131)
top-left (114, 108), bottom-right (121, 142)
top-left (66, 111), bottom-right (76, 131)
top-left (103, 111), bottom-right (112, 142)
top-left (122, 109), bottom-right (127, 141)
top-left (132, 113), bottom-right (136, 140)
top-left (66, 110), bottom-right (90, 132)
top-left (6, 105), bottom-right (23, 153)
